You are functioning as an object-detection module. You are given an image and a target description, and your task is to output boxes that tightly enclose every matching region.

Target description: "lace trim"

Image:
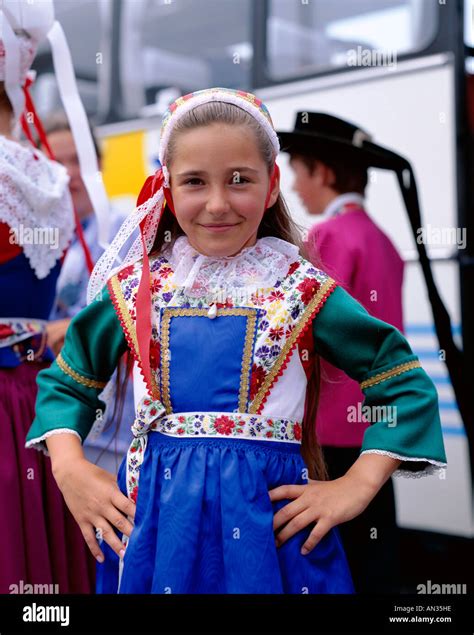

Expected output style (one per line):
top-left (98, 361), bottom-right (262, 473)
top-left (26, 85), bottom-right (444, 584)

top-left (360, 449), bottom-right (447, 479)
top-left (360, 360), bottom-right (421, 390)
top-left (163, 235), bottom-right (300, 298)
top-left (0, 136), bottom-right (74, 279)
top-left (87, 189), bottom-right (164, 304)
top-left (25, 429), bottom-right (82, 456)
top-left (56, 352), bottom-right (108, 390)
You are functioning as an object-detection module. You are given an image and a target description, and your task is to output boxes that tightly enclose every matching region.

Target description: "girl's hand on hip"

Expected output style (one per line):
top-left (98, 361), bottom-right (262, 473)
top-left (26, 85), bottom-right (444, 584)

top-left (53, 457), bottom-right (136, 563)
top-left (269, 474), bottom-right (376, 555)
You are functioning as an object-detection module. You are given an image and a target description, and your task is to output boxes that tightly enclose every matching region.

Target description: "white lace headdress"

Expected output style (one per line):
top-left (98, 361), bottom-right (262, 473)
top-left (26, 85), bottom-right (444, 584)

top-left (1, 0), bottom-right (110, 247)
top-left (87, 87), bottom-right (281, 304)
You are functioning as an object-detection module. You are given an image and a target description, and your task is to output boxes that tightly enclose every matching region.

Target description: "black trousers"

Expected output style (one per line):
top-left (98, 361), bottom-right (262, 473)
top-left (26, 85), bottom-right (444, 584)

top-left (322, 445), bottom-right (401, 594)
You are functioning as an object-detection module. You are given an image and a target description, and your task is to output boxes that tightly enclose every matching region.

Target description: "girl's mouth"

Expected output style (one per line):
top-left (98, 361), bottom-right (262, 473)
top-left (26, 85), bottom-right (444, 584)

top-left (200, 223), bottom-right (239, 232)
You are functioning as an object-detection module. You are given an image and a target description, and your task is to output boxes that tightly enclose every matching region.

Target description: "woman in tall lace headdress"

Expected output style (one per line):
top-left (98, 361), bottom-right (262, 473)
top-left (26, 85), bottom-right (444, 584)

top-left (0, 18), bottom-right (95, 592)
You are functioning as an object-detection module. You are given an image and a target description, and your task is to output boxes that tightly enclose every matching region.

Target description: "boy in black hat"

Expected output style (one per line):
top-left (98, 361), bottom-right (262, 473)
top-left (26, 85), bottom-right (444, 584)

top-left (279, 112), bottom-right (404, 593)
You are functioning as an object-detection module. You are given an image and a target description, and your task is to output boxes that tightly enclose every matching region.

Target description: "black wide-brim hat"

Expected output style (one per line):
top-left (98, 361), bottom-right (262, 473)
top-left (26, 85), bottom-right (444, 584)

top-left (277, 112), bottom-right (406, 171)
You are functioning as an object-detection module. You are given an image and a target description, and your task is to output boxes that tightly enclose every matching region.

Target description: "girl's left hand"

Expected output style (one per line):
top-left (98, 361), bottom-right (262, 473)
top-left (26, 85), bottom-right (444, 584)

top-left (269, 474), bottom-right (376, 555)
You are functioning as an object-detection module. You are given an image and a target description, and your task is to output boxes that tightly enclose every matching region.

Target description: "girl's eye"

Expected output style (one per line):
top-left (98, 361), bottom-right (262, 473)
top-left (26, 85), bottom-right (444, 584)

top-left (184, 178), bottom-right (204, 186)
top-left (231, 176), bottom-right (250, 184)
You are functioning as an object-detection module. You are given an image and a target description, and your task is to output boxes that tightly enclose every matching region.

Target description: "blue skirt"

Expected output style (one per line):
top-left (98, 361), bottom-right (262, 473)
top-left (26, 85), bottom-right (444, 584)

top-left (97, 432), bottom-right (354, 594)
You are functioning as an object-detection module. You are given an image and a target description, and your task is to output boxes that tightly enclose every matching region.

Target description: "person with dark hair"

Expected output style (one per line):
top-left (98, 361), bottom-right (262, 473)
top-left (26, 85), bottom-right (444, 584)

top-left (279, 112), bottom-right (405, 593)
top-left (43, 113), bottom-right (134, 477)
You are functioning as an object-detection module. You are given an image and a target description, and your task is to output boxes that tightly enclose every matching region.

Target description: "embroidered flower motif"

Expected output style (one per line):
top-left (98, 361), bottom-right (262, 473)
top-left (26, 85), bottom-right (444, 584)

top-left (269, 326), bottom-right (284, 341)
top-left (250, 364), bottom-right (267, 400)
top-left (117, 265), bottom-right (135, 281)
top-left (297, 278), bottom-right (319, 305)
top-left (216, 299), bottom-right (234, 309)
top-left (149, 341), bottom-right (160, 370)
top-left (294, 422), bottom-right (302, 441)
top-left (269, 290), bottom-right (285, 302)
top-left (256, 345), bottom-right (271, 359)
top-left (288, 261), bottom-right (299, 276)
top-left (214, 415), bottom-right (235, 435)
top-left (150, 279), bottom-right (163, 293)
top-left (250, 291), bottom-right (266, 306)
top-left (130, 485), bottom-right (139, 503)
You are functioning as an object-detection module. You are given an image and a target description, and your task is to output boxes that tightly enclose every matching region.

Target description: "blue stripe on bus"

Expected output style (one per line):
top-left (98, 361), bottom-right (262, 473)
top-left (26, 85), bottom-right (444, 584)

top-left (430, 375), bottom-right (451, 384)
top-left (406, 324), bottom-right (461, 335)
top-left (441, 427), bottom-right (466, 437)
top-left (438, 401), bottom-right (459, 410)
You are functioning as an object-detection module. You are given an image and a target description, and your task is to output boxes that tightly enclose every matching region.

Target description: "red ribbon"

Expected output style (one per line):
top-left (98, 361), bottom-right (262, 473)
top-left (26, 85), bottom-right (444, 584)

top-left (135, 168), bottom-right (167, 396)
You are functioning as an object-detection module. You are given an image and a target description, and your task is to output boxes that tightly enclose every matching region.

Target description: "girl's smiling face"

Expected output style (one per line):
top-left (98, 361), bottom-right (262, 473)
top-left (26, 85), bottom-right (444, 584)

top-left (168, 123), bottom-right (279, 258)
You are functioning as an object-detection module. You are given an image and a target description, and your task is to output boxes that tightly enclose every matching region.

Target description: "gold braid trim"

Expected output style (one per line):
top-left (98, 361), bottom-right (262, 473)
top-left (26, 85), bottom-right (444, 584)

top-left (360, 360), bottom-right (422, 390)
top-left (56, 352), bottom-right (108, 390)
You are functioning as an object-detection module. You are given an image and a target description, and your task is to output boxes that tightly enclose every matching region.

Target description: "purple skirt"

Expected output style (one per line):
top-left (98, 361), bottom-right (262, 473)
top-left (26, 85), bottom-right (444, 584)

top-left (0, 362), bottom-right (95, 594)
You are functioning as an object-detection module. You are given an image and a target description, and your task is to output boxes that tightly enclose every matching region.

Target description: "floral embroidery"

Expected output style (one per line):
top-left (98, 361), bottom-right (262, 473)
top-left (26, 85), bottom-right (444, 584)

top-left (150, 412), bottom-right (301, 442)
top-left (287, 261), bottom-right (299, 276)
top-left (297, 278), bottom-right (320, 305)
top-left (117, 265), bottom-right (135, 281)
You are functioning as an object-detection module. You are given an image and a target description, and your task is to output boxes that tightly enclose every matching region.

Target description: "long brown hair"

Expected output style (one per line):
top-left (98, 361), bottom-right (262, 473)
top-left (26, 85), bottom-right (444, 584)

top-left (152, 101), bottom-right (328, 480)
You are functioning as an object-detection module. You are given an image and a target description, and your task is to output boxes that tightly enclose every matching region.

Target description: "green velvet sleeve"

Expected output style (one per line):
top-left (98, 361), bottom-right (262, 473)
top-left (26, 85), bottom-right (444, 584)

top-left (313, 285), bottom-right (447, 477)
top-left (26, 286), bottom-right (128, 454)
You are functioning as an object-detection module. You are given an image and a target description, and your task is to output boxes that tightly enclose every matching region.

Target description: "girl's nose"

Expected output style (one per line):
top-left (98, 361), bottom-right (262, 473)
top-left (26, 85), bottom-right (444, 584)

top-left (205, 187), bottom-right (231, 215)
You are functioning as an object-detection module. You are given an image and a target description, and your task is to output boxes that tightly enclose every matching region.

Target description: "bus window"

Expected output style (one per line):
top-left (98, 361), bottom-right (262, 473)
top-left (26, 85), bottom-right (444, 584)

top-left (33, 0), bottom-right (104, 115)
top-left (266, 0), bottom-right (439, 80)
top-left (121, 0), bottom-right (253, 119)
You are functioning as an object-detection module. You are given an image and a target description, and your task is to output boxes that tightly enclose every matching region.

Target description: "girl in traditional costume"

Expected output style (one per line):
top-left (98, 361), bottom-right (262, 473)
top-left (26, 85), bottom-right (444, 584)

top-left (0, 9), bottom-right (95, 592)
top-left (27, 88), bottom-right (446, 594)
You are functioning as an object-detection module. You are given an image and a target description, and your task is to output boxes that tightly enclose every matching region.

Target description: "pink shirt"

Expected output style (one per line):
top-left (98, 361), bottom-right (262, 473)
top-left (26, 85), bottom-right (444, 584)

top-left (306, 203), bottom-right (404, 447)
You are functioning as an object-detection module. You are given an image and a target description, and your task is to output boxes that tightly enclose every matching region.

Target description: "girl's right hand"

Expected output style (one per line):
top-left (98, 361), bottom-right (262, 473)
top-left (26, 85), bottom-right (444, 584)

top-left (53, 456), bottom-right (136, 562)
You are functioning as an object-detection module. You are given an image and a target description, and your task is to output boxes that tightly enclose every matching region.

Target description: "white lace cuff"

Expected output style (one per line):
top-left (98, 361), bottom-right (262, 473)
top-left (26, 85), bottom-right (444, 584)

top-left (360, 449), bottom-right (447, 479)
top-left (25, 429), bottom-right (82, 457)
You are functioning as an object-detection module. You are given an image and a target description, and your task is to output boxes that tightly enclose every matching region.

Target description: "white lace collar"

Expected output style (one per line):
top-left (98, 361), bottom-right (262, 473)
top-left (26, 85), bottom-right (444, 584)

top-left (0, 135), bottom-right (74, 279)
top-left (163, 235), bottom-right (300, 298)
